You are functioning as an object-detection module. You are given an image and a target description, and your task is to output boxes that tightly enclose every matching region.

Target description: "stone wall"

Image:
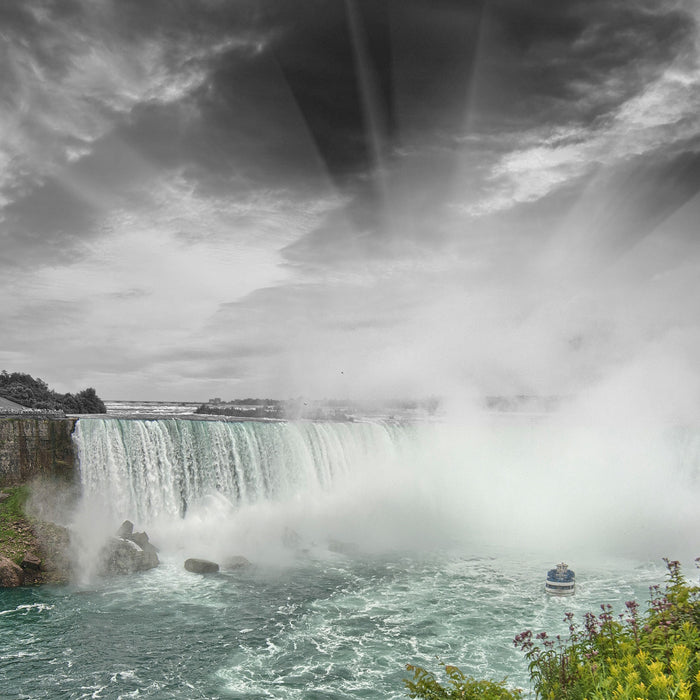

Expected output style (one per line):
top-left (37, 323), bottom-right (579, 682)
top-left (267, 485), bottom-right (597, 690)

top-left (0, 417), bottom-right (77, 485)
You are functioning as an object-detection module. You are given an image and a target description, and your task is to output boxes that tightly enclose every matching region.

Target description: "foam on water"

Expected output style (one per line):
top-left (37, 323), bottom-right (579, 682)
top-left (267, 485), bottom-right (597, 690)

top-left (0, 602), bottom-right (55, 616)
top-left (0, 552), bottom-right (672, 699)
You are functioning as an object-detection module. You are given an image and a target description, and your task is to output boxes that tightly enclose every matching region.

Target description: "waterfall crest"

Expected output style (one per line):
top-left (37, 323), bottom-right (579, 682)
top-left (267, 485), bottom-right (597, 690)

top-left (73, 418), bottom-right (407, 523)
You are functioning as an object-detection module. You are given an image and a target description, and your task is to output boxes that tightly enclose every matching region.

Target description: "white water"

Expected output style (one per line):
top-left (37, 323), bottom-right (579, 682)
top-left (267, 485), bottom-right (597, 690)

top-left (75, 418), bottom-right (406, 519)
top-left (72, 416), bottom-right (700, 566)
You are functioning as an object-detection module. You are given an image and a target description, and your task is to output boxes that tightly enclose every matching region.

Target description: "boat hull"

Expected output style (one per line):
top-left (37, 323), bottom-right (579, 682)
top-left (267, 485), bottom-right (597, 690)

top-left (545, 580), bottom-right (575, 595)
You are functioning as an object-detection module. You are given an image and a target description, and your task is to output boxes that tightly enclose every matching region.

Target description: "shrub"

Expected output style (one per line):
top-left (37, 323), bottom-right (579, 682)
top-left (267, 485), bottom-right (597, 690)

top-left (404, 663), bottom-right (522, 699)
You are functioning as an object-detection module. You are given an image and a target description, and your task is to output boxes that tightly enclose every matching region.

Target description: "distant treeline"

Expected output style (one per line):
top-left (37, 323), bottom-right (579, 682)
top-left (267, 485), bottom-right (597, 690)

top-left (196, 404), bottom-right (284, 418)
top-left (196, 396), bottom-right (440, 420)
top-left (209, 398), bottom-right (284, 406)
top-left (195, 404), bottom-right (352, 421)
top-left (0, 370), bottom-right (106, 414)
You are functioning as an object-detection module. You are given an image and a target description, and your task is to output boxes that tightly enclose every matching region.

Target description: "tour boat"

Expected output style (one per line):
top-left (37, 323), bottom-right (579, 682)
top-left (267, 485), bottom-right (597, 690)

top-left (545, 562), bottom-right (575, 595)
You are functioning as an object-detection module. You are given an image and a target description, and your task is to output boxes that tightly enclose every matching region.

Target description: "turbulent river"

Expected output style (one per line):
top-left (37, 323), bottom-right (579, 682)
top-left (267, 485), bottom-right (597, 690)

top-left (1, 414), bottom-right (699, 698)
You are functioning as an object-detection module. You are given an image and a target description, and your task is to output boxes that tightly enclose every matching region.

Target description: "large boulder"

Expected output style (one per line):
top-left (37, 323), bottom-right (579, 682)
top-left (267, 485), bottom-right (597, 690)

top-left (116, 520), bottom-right (134, 538)
top-left (0, 555), bottom-right (25, 587)
top-left (184, 558), bottom-right (219, 574)
top-left (98, 536), bottom-right (159, 576)
top-left (127, 531), bottom-right (159, 554)
top-left (20, 553), bottom-right (42, 572)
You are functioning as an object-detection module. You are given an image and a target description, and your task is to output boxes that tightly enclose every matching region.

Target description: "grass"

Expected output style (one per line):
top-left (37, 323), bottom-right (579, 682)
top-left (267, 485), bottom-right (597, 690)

top-left (0, 484), bottom-right (35, 564)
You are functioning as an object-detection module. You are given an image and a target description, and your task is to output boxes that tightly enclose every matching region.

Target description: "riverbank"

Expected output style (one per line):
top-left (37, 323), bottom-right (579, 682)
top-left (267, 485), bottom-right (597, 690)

top-left (0, 485), bottom-right (72, 586)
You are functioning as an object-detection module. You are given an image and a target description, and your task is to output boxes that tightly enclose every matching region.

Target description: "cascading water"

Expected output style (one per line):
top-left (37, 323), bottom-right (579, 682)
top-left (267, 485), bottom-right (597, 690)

top-left (74, 417), bottom-right (410, 524)
top-left (72, 415), bottom-right (700, 560)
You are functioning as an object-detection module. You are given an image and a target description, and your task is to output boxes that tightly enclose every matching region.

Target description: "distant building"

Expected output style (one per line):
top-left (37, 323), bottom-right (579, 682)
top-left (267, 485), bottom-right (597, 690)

top-left (209, 398), bottom-right (222, 404)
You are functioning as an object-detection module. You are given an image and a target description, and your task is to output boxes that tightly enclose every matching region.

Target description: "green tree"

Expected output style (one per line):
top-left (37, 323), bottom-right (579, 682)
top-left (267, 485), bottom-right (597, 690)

top-left (0, 370), bottom-right (106, 413)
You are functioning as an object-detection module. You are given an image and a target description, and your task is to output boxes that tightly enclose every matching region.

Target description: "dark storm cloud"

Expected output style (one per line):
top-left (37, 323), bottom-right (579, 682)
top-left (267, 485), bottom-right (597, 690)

top-left (266, 0), bottom-right (387, 186)
top-left (7, 0), bottom-right (691, 272)
top-left (273, 0), bottom-right (699, 270)
top-left (261, 0), bottom-right (694, 182)
top-left (475, 0), bottom-right (695, 127)
top-left (263, 0), bottom-right (486, 185)
top-left (0, 0), bottom-right (277, 270)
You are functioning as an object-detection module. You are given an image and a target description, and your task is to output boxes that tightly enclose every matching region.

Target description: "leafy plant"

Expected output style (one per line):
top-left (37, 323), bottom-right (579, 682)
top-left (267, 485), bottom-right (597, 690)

top-left (404, 663), bottom-right (522, 699)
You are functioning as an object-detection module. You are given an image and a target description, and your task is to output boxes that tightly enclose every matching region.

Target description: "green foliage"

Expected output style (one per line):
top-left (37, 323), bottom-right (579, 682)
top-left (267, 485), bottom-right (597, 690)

top-left (0, 485), bottom-right (29, 522)
top-left (0, 485), bottom-right (31, 563)
top-left (406, 560), bottom-right (700, 700)
top-left (404, 663), bottom-right (522, 699)
top-left (0, 370), bottom-right (106, 413)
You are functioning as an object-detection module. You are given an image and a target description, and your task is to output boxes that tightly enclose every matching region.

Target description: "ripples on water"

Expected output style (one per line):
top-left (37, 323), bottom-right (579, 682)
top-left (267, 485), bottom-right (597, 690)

top-left (0, 552), bottom-right (667, 699)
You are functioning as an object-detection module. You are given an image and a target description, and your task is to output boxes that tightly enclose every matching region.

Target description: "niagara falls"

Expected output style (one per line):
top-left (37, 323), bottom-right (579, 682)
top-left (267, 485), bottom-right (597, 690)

top-left (2, 0), bottom-right (700, 698)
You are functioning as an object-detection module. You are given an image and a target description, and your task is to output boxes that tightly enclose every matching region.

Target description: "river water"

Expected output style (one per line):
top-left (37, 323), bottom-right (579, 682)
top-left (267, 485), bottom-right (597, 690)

top-left (0, 550), bottom-right (669, 699)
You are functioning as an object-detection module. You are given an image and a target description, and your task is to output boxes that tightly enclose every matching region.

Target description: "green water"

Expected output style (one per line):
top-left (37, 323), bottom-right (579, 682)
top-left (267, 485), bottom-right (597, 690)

top-left (0, 552), bottom-right (666, 699)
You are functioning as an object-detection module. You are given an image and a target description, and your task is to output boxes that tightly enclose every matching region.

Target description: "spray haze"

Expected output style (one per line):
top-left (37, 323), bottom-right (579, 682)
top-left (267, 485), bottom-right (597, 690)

top-left (72, 413), bottom-right (700, 569)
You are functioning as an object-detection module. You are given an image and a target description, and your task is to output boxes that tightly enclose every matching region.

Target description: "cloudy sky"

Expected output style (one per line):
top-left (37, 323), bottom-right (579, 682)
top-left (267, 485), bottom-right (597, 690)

top-left (2, 0), bottom-right (700, 404)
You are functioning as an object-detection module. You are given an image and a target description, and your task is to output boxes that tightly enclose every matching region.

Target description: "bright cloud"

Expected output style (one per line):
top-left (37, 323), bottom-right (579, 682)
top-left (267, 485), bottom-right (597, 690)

top-left (462, 34), bottom-right (700, 217)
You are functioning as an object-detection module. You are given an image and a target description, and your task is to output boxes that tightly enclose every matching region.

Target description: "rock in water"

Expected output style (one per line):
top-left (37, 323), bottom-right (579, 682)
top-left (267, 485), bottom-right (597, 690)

top-left (99, 537), bottom-right (159, 576)
top-left (0, 556), bottom-right (25, 587)
top-left (127, 531), bottom-right (159, 553)
top-left (184, 558), bottom-right (219, 574)
top-left (116, 520), bottom-right (134, 538)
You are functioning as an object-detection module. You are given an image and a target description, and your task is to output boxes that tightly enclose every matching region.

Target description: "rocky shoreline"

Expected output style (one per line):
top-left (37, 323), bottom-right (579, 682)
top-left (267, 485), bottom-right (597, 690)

top-left (1, 483), bottom-right (305, 588)
top-left (0, 486), bottom-right (72, 586)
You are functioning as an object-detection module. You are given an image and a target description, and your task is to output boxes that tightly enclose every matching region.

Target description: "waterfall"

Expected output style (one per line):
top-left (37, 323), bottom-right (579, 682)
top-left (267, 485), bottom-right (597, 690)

top-left (73, 418), bottom-right (408, 524)
top-left (72, 415), bottom-right (700, 557)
